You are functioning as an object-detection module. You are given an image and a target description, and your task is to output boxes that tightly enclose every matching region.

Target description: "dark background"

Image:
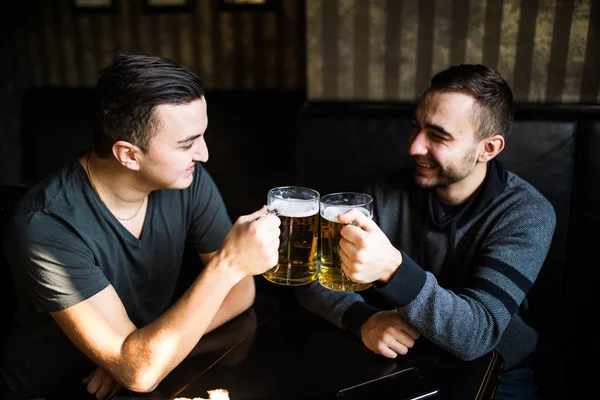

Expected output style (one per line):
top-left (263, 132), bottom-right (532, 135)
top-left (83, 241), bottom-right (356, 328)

top-left (1, 1), bottom-right (599, 399)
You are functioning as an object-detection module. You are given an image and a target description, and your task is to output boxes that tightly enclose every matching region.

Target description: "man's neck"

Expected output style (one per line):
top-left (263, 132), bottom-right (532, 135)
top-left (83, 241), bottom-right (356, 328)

top-left (435, 162), bottom-right (488, 206)
top-left (84, 152), bottom-right (149, 208)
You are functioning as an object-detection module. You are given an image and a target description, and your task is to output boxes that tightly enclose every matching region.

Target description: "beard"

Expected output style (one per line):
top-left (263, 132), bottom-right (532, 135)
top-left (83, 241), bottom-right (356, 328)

top-left (414, 147), bottom-right (478, 189)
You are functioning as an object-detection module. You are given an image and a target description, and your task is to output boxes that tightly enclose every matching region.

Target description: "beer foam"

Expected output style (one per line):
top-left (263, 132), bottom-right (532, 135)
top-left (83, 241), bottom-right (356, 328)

top-left (270, 199), bottom-right (319, 217)
top-left (321, 206), bottom-right (371, 222)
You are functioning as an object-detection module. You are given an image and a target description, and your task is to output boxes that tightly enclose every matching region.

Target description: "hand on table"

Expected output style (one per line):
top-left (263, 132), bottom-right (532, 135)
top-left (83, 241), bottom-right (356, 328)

top-left (83, 366), bottom-right (123, 399)
top-left (360, 310), bottom-right (420, 359)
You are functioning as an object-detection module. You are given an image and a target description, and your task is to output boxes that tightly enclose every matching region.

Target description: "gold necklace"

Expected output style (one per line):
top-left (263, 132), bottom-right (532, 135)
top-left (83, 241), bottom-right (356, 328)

top-left (86, 153), bottom-right (146, 221)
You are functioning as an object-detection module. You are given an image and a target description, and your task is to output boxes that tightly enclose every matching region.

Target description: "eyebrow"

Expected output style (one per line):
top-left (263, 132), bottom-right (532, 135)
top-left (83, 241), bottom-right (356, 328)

top-left (424, 123), bottom-right (454, 139)
top-left (176, 133), bottom-right (202, 145)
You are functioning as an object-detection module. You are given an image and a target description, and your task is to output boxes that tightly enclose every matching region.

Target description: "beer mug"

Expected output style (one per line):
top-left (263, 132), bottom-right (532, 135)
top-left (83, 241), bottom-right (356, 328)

top-left (319, 192), bottom-right (374, 292)
top-left (262, 186), bottom-right (320, 286)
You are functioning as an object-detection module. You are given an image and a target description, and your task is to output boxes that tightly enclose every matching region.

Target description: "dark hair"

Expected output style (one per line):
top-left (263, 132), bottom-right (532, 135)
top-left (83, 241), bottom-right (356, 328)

top-left (93, 50), bottom-right (205, 157)
top-left (428, 64), bottom-right (514, 141)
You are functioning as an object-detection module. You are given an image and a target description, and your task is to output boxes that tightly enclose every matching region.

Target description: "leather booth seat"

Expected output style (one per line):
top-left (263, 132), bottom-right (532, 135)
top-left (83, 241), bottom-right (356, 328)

top-left (295, 102), bottom-right (600, 400)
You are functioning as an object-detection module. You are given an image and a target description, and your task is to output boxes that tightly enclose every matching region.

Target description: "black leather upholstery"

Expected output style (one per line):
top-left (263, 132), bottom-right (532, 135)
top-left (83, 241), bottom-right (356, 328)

top-left (295, 103), bottom-right (582, 321)
top-left (295, 102), bottom-right (600, 399)
top-left (19, 87), bottom-right (306, 222)
top-left (564, 118), bottom-right (600, 398)
top-left (0, 184), bottom-right (30, 348)
top-left (20, 87), bottom-right (96, 185)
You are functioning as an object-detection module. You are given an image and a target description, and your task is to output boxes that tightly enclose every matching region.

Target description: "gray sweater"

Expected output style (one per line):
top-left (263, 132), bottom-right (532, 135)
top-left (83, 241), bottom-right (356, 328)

top-left (296, 160), bottom-right (556, 370)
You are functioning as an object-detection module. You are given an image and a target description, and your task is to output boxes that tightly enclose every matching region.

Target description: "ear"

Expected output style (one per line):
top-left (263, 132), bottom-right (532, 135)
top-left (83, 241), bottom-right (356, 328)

top-left (478, 134), bottom-right (505, 163)
top-left (112, 141), bottom-right (141, 171)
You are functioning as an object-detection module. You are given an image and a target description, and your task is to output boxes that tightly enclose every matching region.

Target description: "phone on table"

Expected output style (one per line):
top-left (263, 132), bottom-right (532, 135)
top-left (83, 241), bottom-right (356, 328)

top-left (337, 367), bottom-right (439, 400)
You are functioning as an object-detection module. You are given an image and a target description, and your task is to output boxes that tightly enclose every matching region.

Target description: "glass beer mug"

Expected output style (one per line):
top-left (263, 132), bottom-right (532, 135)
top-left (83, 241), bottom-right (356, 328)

top-left (262, 186), bottom-right (320, 286)
top-left (319, 192), bottom-right (374, 292)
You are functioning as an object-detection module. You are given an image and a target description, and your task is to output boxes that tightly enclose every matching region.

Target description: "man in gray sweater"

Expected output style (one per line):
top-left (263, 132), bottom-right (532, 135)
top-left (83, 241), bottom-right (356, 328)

top-left (296, 64), bottom-right (555, 400)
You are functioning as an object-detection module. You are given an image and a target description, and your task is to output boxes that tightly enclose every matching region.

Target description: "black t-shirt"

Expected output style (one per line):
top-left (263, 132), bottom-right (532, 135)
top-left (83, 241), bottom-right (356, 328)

top-left (1, 157), bottom-right (232, 398)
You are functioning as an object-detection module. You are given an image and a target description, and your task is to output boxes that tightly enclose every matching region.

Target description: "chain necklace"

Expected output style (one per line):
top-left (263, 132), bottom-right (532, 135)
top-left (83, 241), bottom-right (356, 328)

top-left (86, 153), bottom-right (146, 221)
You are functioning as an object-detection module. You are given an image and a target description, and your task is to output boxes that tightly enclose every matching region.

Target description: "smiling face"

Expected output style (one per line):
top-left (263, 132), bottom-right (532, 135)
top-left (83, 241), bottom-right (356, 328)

top-left (409, 90), bottom-right (487, 195)
top-left (138, 97), bottom-right (209, 190)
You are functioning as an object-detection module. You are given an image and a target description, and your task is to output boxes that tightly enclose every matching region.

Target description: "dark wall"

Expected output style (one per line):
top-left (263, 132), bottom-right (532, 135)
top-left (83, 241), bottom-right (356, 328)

top-left (19, 87), bottom-right (306, 222)
top-left (0, 0), bottom-right (306, 185)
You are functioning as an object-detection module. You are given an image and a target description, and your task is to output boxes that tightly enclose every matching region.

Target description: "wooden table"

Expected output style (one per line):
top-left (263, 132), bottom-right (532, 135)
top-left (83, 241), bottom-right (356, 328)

top-left (118, 293), bottom-right (503, 400)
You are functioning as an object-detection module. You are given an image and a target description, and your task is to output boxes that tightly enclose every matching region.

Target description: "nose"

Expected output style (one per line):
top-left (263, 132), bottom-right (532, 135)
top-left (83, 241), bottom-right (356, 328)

top-left (408, 129), bottom-right (428, 157)
top-left (192, 139), bottom-right (209, 163)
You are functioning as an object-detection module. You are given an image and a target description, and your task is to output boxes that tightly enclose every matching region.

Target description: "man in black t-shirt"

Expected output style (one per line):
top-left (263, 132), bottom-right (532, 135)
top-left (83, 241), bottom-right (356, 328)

top-left (1, 51), bottom-right (281, 400)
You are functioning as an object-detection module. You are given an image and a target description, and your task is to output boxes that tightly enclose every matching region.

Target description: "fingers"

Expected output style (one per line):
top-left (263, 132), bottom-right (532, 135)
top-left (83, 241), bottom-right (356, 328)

top-left (242, 205), bottom-right (269, 222)
top-left (399, 322), bottom-right (420, 340)
top-left (339, 214), bottom-right (376, 246)
top-left (108, 384), bottom-right (122, 400)
top-left (95, 381), bottom-right (113, 400)
top-left (362, 311), bottom-right (420, 360)
top-left (388, 312), bottom-right (420, 340)
top-left (376, 344), bottom-right (399, 359)
top-left (338, 239), bottom-right (355, 266)
top-left (239, 205), bottom-right (280, 230)
top-left (337, 208), bottom-right (377, 231)
top-left (385, 330), bottom-right (416, 355)
top-left (253, 213), bottom-right (281, 231)
top-left (373, 329), bottom-right (416, 359)
top-left (96, 380), bottom-right (121, 400)
top-left (84, 372), bottom-right (101, 396)
top-left (84, 369), bottom-right (122, 400)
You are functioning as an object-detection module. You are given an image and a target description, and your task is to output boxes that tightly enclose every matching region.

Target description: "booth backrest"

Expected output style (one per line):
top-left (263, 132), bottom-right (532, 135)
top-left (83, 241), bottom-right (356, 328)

top-left (296, 103), bottom-right (587, 325)
top-left (18, 87), bottom-right (306, 222)
top-left (0, 184), bottom-right (30, 348)
top-left (20, 87), bottom-right (96, 185)
top-left (295, 102), bottom-right (600, 397)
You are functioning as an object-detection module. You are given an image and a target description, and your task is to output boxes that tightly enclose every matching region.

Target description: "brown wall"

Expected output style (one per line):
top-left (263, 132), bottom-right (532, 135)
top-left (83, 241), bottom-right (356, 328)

top-left (0, 0), bottom-right (306, 184)
top-left (306, 0), bottom-right (600, 103)
top-left (2, 0), bottom-right (599, 184)
top-left (7, 0), bottom-right (305, 89)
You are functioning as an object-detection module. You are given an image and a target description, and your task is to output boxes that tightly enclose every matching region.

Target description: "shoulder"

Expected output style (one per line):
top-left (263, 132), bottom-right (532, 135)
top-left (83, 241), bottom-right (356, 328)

top-left (491, 171), bottom-right (557, 234)
top-left (7, 160), bottom-right (90, 244)
top-left (154, 163), bottom-right (229, 223)
top-left (188, 164), bottom-right (226, 206)
top-left (15, 158), bottom-right (87, 215)
top-left (505, 172), bottom-right (555, 216)
top-left (155, 163), bottom-right (222, 205)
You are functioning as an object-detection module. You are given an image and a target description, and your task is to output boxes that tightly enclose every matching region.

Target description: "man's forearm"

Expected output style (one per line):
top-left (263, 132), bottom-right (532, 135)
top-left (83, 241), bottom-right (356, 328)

top-left (116, 258), bottom-right (242, 392)
top-left (205, 276), bottom-right (255, 333)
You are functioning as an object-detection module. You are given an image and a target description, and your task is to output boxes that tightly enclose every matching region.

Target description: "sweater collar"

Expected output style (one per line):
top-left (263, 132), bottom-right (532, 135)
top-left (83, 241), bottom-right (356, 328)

top-left (429, 158), bottom-right (507, 230)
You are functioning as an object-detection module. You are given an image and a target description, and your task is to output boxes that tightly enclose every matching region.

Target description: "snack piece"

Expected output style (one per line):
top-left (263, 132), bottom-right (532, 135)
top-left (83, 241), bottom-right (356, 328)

top-left (173, 397), bottom-right (206, 400)
top-left (207, 389), bottom-right (230, 400)
top-left (174, 389), bottom-right (230, 400)
top-left (174, 397), bottom-right (207, 400)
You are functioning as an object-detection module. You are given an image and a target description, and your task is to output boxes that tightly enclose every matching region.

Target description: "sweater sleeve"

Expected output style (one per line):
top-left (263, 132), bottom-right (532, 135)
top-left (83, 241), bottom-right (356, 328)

top-left (295, 281), bottom-right (379, 332)
top-left (377, 191), bottom-right (556, 362)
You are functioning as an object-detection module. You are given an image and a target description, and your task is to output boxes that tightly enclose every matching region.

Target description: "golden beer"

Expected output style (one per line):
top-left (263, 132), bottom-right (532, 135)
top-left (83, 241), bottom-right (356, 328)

top-left (319, 193), bottom-right (373, 292)
top-left (263, 187), bottom-right (320, 286)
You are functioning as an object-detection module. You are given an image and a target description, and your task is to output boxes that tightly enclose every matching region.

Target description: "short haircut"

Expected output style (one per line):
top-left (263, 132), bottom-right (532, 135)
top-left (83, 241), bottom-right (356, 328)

top-left (93, 50), bottom-right (205, 157)
top-left (428, 64), bottom-right (514, 141)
